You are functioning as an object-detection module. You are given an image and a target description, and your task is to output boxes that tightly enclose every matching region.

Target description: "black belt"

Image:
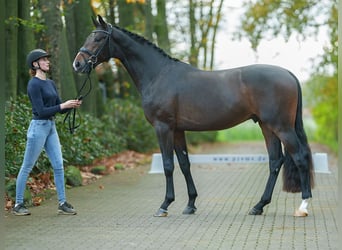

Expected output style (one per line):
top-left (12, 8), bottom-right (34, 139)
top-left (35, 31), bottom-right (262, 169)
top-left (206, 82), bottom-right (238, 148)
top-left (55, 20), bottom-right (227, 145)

top-left (33, 116), bottom-right (55, 121)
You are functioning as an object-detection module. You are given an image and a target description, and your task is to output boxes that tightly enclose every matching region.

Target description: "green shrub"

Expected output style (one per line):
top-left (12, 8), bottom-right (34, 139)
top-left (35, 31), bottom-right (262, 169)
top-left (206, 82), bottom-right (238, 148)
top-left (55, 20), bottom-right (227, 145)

top-left (186, 131), bottom-right (217, 145)
top-left (90, 165), bottom-right (107, 175)
top-left (217, 120), bottom-right (263, 142)
top-left (5, 95), bottom-right (50, 176)
top-left (56, 113), bottom-right (115, 166)
top-left (65, 166), bottom-right (83, 187)
top-left (304, 74), bottom-right (338, 152)
top-left (5, 95), bottom-right (158, 180)
top-left (101, 98), bottom-right (158, 152)
top-left (5, 95), bottom-right (116, 176)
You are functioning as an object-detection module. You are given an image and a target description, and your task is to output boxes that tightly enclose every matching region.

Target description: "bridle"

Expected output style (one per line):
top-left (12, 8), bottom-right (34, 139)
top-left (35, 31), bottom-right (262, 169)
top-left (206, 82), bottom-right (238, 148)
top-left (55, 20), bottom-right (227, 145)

top-left (64, 25), bottom-right (113, 134)
top-left (78, 24), bottom-right (114, 72)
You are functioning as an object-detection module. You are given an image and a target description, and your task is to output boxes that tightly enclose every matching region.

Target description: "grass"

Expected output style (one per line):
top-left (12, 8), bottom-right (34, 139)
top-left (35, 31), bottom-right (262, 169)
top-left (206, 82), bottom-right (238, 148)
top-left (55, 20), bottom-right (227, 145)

top-left (217, 120), bottom-right (263, 142)
top-left (217, 117), bottom-right (317, 142)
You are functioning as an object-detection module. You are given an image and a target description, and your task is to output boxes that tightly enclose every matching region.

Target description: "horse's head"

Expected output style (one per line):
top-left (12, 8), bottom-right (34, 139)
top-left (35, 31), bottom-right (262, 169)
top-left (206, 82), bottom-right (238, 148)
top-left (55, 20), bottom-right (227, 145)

top-left (73, 15), bottom-right (114, 74)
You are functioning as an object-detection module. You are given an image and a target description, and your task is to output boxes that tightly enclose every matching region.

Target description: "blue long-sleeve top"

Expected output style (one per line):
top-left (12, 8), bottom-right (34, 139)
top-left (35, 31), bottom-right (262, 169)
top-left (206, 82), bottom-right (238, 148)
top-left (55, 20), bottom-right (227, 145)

top-left (27, 77), bottom-right (68, 120)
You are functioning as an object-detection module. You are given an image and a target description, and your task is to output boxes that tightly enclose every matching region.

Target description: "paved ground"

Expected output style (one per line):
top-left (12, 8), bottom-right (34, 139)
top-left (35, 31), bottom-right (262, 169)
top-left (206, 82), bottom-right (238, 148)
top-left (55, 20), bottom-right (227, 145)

top-left (4, 142), bottom-right (338, 250)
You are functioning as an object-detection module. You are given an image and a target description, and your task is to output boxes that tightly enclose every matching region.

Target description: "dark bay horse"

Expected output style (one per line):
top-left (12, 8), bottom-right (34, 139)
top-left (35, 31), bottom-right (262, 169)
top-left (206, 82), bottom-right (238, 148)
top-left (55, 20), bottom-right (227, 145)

top-left (73, 15), bottom-right (314, 217)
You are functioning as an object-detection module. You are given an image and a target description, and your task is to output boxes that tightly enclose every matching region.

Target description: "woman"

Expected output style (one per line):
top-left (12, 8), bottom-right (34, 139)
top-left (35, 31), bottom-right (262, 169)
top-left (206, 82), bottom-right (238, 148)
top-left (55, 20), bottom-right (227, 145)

top-left (13, 49), bottom-right (82, 216)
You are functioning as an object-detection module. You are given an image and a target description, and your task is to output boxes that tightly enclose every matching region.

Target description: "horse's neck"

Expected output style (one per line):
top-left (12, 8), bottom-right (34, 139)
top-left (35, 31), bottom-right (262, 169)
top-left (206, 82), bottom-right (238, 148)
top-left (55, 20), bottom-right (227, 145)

top-left (113, 30), bottom-right (170, 92)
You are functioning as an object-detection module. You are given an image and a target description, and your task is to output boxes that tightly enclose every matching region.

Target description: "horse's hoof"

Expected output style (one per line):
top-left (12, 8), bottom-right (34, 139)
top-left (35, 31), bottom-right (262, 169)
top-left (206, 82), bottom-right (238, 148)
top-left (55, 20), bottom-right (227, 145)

top-left (182, 206), bottom-right (197, 215)
top-left (153, 208), bottom-right (168, 217)
top-left (248, 207), bottom-right (263, 215)
top-left (293, 209), bottom-right (308, 217)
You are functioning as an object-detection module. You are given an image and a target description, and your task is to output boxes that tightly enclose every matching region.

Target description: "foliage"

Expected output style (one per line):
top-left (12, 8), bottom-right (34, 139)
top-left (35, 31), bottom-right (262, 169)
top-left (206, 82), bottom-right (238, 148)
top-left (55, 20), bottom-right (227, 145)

top-left (101, 98), bottom-right (158, 152)
top-left (65, 166), bottom-right (83, 187)
top-left (186, 131), bottom-right (217, 145)
top-left (304, 74), bottom-right (338, 151)
top-left (217, 121), bottom-right (264, 142)
top-left (4, 95), bottom-right (150, 180)
top-left (5, 95), bottom-right (34, 177)
top-left (5, 16), bottom-right (45, 32)
top-left (56, 112), bottom-right (113, 166)
top-left (237, 0), bottom-right (337, 152)
top-left (236, 0), bottom-right (333, 50)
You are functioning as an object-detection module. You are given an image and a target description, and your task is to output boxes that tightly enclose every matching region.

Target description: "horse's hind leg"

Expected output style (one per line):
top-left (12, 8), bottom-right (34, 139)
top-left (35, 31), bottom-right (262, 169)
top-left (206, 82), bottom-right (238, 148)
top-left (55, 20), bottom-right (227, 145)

top-left (249, 124), bottom-right (284, 215)
top-left (174, 130), bottom-right (198, 214)
top-left (277, 129), bottom-right (313, 216)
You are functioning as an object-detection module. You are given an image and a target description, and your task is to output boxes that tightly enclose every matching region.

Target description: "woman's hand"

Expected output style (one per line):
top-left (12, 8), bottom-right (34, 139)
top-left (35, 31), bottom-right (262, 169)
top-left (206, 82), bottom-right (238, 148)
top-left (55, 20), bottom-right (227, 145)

top-left (60, 99), bottom-right (82, 110)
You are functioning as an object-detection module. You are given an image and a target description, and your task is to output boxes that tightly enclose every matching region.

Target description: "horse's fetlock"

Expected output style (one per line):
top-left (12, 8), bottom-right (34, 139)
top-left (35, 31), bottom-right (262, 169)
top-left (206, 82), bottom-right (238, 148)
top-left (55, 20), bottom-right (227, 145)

top-left (166, 197), bottom-right (175, 203)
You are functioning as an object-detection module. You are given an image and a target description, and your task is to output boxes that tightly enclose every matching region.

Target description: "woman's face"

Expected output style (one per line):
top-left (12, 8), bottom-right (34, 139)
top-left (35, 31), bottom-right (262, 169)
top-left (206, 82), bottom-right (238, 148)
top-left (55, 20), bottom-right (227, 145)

top-left (35, 57), bottom-right (50, 72)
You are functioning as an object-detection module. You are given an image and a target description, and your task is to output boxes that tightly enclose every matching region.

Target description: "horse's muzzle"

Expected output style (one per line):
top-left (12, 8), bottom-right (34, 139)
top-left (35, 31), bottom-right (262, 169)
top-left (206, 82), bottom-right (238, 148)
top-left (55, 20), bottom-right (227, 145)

top-left (73, 58), bottom-right (91, 74)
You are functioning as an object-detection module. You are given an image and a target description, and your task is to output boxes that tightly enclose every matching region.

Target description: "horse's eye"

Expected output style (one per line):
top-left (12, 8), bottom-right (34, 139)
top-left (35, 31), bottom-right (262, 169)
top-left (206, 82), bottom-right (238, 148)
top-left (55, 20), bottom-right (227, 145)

top-left (94, 36), bottom-right (102, 42)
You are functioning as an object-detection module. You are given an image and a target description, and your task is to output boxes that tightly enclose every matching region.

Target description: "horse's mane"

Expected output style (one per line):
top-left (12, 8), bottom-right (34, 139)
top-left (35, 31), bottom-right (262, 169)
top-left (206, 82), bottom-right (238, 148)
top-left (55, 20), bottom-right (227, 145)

top-left (112, 25), bottom-right (179, 62)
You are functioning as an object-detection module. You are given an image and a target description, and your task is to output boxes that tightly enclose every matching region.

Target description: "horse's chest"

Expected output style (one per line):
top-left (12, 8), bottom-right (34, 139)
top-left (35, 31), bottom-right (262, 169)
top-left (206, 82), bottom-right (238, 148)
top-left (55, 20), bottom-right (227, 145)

top-left (142, 96), bottom-right (177, 125)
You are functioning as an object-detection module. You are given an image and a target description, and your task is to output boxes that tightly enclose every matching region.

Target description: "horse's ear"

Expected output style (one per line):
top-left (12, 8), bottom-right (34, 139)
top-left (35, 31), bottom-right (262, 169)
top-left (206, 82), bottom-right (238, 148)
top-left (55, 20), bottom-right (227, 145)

top-left (97, 15), bottom-right (107, 29)
top-left (92, 16), bottom-right (99, 27)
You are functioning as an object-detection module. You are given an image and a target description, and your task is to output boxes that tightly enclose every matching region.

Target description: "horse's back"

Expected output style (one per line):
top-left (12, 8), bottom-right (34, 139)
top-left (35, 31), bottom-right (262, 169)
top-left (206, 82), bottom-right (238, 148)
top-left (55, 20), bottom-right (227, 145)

top-left (240, 64), bottom-right (298, 87)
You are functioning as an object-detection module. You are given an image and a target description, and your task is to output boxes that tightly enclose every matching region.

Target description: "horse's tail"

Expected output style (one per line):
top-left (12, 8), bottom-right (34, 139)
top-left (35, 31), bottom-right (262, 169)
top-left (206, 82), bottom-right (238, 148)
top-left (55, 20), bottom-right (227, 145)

top-left (282, 74), bottom-right (315, 193)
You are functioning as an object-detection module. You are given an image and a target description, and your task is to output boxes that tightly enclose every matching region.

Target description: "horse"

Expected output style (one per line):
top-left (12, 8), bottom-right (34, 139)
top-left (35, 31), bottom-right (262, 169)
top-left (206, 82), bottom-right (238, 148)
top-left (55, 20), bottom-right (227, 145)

top-left (73, 15), bottom-right (314, 217)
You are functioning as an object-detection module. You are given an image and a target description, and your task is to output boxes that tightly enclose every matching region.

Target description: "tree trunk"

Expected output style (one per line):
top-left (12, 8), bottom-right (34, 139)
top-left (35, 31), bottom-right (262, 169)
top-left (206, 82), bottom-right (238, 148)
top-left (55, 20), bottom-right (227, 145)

top-left (209, 0), bottom-right (224, 70)
top-left (5, 0), bottom-right (18, 100)
top-left (38, 0), bottom-right (63, 90)
top-left (72, 0), bottom-right (102, 116)
top-left (63, 0), bottom-right (77, 61)
top-left (144, 0), bottom-right (153, 41)
top-left (17, 0), bottom-right (35, 94)
top-left (117, 0), bottom-right (137, 98)
top-left (155, 0), bottom-right (170, 53)
top-left (189, 0), bottom-right (198, 67)
top-left (59, 27), bottom-right (78, 100)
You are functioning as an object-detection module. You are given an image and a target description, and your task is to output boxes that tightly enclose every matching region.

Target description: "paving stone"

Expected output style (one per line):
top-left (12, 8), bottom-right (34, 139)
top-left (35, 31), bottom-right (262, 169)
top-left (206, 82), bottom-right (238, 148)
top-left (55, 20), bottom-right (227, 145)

top-left (4, 144), bottom-right (338, 250)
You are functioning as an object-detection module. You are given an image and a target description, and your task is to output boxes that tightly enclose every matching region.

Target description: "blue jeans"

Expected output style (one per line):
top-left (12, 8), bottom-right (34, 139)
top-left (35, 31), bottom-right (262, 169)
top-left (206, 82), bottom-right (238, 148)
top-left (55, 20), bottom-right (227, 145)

top-left (16, 120), bottom-right (66, 204)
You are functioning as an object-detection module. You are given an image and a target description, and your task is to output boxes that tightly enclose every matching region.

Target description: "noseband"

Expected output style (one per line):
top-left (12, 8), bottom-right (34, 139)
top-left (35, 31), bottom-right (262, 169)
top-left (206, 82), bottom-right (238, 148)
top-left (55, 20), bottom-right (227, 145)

top-left (79, 24), bottom-right (113, 70)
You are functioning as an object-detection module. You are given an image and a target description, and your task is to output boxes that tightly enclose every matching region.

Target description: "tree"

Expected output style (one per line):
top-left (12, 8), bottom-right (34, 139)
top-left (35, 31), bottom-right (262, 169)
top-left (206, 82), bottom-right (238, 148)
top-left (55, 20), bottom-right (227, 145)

top-left (38, 0), bottom-right (64, 90)
top-left (65, 0), bottom-right (103, 116)
top-left (154, 0), bottom-right (170, 53)
top-left (237, 0), bottom-right (337, 71)
top-left (236, 0), bottom-right (338, 150)
top-left (17, 0), bottom-right (35, 94)
top-left (172, 0), bottom-right (224, 69)
top-left (5, 0), bottom-right (18, 100)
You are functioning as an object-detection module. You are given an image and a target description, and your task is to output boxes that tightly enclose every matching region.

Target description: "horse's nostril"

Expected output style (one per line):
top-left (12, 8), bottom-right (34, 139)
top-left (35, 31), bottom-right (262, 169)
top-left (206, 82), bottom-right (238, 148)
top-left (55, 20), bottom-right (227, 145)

top-left (75, 61), bottom-right (80, 68)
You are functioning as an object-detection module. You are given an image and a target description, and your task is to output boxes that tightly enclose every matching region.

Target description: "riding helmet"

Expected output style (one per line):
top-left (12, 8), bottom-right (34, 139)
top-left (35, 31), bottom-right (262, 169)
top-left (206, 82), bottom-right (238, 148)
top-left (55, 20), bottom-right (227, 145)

top-left (26, 49), bottom-right (51, 69)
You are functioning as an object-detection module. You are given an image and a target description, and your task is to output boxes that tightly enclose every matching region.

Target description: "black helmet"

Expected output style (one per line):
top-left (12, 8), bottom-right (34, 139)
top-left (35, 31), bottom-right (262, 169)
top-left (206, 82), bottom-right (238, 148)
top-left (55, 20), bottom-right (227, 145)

top-left (26, 49), bottom-right (51, 69)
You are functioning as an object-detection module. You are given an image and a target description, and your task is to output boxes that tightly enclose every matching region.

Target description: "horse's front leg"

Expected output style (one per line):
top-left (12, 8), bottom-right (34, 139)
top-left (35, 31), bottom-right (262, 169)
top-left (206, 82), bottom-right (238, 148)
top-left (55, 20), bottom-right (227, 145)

top-left (153, 122), bottom-right (176, 217)
top-left (174, 130), bottom-right (197, 215)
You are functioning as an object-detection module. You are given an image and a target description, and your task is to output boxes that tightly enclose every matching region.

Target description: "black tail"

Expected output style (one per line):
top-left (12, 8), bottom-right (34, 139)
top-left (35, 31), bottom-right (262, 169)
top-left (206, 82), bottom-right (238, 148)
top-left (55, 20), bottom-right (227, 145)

top-left (282, 76), bottom-right (315, 193)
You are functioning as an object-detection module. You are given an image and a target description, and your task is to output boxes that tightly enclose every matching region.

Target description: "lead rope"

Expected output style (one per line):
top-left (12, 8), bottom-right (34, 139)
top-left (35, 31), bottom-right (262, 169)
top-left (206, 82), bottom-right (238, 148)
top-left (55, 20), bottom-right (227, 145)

top-left (63, 71), bottom-right (92, 134)
top-left (64, 25), bottom-right (113, 134)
